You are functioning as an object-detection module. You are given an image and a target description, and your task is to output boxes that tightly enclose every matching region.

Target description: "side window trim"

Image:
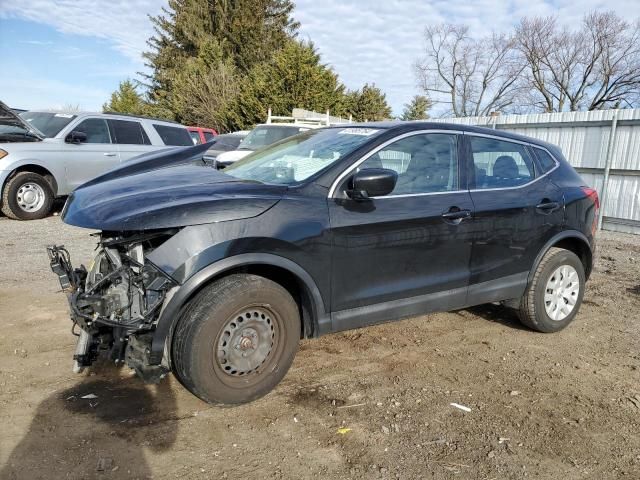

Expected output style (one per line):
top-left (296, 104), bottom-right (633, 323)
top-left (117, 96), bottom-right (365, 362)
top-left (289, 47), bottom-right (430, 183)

top-left (465, 132), bottom-right (560, 192)
top-left (327, 129), bottom-right (465, 199)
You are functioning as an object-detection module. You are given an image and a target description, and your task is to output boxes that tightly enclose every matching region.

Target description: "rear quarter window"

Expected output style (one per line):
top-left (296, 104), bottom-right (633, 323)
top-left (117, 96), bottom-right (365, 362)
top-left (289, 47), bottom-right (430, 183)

top-left (153, 124), bottom-right (193, 146)
top-left (534, 148), bottom-right (558, 173)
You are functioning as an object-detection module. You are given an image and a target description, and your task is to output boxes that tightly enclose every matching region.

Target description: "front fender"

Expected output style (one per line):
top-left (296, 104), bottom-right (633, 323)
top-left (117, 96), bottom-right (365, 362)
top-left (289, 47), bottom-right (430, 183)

top-left (0, 157), bottom-right (66, 194)
top-left (148, 253), bottom-right (329, 365)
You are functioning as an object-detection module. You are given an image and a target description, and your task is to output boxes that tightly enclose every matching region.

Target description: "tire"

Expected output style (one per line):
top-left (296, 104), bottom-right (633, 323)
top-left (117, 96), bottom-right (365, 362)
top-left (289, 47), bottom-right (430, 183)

top-left (172, 274), bottom-right (300, 405)
top-left (1, 172), bottom-right (54, 220)
top-left (518, 247), bottom-right (585, 332)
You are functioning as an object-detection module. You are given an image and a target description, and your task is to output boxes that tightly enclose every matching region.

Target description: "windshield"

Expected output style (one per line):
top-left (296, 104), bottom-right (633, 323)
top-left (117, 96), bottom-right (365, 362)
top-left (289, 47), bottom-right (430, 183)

top-left (224, 127), bottom-right (382, 185)
top-left (239, 125), bottom-right (305, 150)
top-left (20, 112), bottom-right (77, 137)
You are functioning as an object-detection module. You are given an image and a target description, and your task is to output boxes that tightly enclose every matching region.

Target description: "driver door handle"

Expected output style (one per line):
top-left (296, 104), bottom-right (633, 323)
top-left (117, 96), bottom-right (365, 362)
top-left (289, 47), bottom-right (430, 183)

top-left (441, 208), bottom-right (472, 223)
top-left (103, 152), bottom-right (117, 157)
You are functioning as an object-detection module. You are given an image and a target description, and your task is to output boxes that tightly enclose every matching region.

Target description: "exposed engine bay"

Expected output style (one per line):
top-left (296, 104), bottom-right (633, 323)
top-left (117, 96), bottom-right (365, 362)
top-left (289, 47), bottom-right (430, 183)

top-left (47, 230), bottom-right (178, 382)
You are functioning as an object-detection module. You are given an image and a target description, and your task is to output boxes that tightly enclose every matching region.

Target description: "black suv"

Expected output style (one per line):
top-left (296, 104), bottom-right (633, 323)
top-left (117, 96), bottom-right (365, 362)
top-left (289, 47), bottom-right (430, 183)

top-left (48, 122), bottom-right (598, 405)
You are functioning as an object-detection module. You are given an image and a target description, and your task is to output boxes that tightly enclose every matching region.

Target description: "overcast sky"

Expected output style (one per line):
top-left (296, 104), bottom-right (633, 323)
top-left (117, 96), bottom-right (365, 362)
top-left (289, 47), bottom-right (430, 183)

top-left (1, 0), bottom-right (639, 116)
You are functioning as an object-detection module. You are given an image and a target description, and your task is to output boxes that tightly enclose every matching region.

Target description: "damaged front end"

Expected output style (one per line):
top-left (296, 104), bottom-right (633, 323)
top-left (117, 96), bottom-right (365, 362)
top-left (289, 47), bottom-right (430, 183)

top-left (47, 230), bottom-right (178, 382)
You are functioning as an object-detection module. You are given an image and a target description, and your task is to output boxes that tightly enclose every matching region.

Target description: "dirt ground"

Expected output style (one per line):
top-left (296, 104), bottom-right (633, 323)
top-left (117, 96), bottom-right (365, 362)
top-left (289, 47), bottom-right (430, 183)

top-left (0, 215), bottom-right (639, 480)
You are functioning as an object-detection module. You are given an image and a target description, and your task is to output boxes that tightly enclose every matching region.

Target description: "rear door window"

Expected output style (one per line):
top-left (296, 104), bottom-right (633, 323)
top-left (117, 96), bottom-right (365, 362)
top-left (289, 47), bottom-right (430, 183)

top-left (73, 118), bottom-right (111, 144)
top-left (469, 136), bottom-right (535, 189)
top-left (203, 131), bottom-right (215, 142)
top-left (108, 119), bottom-right (151, 145)
top-left (153, 124), bottom-right (193, 146)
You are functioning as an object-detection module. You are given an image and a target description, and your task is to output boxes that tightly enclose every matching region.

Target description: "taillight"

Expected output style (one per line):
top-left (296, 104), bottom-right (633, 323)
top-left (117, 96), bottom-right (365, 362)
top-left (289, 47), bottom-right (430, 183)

top-left (581, 186), bottom-right (599, 235)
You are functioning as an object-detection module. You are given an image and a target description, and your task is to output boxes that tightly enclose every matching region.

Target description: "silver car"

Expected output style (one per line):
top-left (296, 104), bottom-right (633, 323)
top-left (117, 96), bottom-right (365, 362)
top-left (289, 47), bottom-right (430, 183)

top-left (0, 102), bottom-right (193, 220)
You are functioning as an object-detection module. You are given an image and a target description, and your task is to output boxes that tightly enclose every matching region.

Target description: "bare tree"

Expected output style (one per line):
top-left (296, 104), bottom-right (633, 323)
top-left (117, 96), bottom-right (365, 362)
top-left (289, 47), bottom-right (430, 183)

top-left (415, 24), bottom-right (524, 117)
top-left (171, 58), bottom-right (240, 132)
top-left (515, 12), bottom-right (640, 111)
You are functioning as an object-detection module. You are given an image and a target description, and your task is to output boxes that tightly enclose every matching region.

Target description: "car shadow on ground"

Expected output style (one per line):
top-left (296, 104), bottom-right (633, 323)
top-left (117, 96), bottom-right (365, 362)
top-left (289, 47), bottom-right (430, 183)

top-left (1, 365), bottom-right (177, 480)
top-left (461, 302), bottom-right (531, 331)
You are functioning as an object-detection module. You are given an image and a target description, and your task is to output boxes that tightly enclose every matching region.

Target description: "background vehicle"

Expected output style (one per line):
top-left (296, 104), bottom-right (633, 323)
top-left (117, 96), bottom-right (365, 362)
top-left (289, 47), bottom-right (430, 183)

top-left (215, 124), bottom-right (312, 166)
top-left (0, 103), bottom-right (192, 220)
top-left (202, 131), bottom-right (249, 165)
top-left (187, 126), bottom-right (218, 144)
top-left (215, 109), bottom-right (339, 167)
top-left (49, 122), bottom-right (598, 406)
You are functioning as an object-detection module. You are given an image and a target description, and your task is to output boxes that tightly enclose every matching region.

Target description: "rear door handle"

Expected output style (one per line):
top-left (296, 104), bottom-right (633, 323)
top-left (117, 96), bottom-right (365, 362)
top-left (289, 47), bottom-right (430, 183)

top-left (441, 208), bottom-right (472, 223)
top-left (103, 152), bottom-right (117, 157)
top-left (536, 200), bottom-right (560, 212)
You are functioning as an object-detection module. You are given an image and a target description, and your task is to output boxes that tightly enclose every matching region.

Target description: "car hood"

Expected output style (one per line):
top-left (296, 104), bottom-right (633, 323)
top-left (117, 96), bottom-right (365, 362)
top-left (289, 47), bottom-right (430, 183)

top-left (0, 100), bottom-right (44, 142)
top-left (62, 143), bottom-right (286, 231)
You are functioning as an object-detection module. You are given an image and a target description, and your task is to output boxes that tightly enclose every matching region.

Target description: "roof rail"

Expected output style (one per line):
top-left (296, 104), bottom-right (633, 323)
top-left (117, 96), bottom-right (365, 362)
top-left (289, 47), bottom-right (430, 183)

top-left (102, 111), bottom-right (181, 124)
top-left (265, 108), bottom-right (352, 127)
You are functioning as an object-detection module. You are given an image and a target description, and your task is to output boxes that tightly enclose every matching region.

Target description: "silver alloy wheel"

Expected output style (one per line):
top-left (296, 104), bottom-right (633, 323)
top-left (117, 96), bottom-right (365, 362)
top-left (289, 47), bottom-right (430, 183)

top-left (544, 264), bottom-right (580, 321)
top-left (216, 307), bottom-right (276, 376)
top-left (16, 182), bottom-right (46, 213)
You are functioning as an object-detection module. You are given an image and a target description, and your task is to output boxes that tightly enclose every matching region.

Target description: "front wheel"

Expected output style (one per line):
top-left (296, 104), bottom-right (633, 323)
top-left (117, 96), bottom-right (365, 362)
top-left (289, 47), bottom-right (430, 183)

top-left (172, 274), bottom-right (300, 405)
top-left (518, 247), bottom-right (586, 332)
top-left (1, 171), bottom-right (54, 220)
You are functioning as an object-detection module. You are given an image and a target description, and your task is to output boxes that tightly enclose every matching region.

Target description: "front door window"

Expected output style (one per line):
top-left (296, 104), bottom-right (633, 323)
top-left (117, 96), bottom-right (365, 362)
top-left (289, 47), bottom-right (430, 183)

top-left (358, 133), bottom-right (459, 195)
top-left (73, 118), bottom-right (111, 144)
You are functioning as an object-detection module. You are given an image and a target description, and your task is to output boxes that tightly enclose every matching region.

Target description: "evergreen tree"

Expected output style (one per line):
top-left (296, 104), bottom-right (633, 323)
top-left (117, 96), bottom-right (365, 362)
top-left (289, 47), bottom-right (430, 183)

top-left (233, 40), bottom-right (346, 128)
top-left (102, 80), bottom-right (148, 115)
top-left (345, 84), bottom-right (392, 122)
top-left (105, 0), bottom-right (397, 131)
top-left (400, 95), bottom-right (432, 120)
top-left (142, 0), bottom-right (299, 118)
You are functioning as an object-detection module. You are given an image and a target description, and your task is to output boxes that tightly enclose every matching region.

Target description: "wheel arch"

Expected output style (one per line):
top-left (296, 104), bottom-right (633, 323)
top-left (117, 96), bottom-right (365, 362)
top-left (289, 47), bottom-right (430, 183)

top-left (529, 231), bottom-right (593, 284)
top-left (3, 164), bottom-right (59, 196)
top-left (149, 253), bottom-right (330, 366)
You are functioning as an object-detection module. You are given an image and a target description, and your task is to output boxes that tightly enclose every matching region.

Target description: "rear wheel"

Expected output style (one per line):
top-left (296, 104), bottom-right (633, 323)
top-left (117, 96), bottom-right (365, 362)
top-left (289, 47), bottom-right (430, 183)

top-left (518, 247), bottom-right (585, 332)
top-left (1, 171), bottom-right (54, 220)
top-left (172, 274), bottom-right (300, 405)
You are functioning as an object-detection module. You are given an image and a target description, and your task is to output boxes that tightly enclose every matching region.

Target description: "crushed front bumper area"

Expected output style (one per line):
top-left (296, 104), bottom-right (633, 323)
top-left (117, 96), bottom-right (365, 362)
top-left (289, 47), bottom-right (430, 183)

top-left (47, 242), bottom-right (176, 383)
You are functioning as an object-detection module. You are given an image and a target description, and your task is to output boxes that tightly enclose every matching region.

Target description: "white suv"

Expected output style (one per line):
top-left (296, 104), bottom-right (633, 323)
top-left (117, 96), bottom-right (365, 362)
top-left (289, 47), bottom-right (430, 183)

top-left (0, 102), bottom-right (192, 220)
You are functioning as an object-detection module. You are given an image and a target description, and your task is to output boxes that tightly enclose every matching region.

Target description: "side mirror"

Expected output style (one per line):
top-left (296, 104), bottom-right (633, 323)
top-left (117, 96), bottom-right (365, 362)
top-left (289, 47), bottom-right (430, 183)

top-left (65, 131), bottom-right (87, 144)
top-left (347, 168), bottom-right (398, 200)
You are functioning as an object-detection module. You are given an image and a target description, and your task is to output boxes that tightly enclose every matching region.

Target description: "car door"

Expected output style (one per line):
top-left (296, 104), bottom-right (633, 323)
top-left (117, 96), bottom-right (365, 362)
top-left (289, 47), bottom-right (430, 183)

top-left (64, 117), bottom-right (120, 190)
top-left (464, 134), bottom-right (564, 303)
top-left (108, 119), bottom-right (164, 162)
top-left (328, 131), bottom-right (475, 331)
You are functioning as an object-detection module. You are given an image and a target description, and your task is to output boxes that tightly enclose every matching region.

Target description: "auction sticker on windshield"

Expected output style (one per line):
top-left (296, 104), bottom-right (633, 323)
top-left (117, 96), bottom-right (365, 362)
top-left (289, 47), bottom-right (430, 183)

top-left (338, 128), bottom-right (379, 136)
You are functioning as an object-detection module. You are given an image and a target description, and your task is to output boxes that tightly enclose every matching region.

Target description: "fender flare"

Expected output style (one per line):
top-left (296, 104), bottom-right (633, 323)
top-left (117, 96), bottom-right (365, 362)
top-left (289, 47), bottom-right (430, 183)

top-left (149, 253), bottom-right (329, 365)
top-left (528, 230), bottom-right (593, 284)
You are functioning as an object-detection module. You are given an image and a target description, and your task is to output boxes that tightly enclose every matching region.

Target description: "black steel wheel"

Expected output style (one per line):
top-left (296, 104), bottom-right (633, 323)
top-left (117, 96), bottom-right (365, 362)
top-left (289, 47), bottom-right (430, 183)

top-left (172, 274), bottom-right (300, 405)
